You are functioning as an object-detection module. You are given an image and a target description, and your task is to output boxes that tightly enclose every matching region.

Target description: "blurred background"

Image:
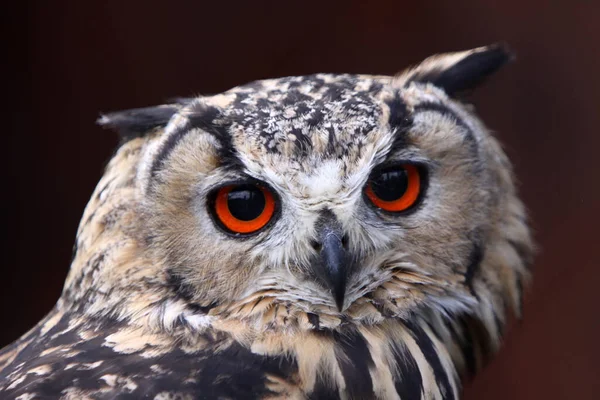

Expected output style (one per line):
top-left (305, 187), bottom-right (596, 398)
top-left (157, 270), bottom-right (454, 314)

top-left (2, 1), bottom-right (599, 399)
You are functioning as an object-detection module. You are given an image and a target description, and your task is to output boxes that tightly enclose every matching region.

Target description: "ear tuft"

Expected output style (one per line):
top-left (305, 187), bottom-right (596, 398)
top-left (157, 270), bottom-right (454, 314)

top-left (398, 43), bottom-right (514, 97)
top-left (98, 99), bottom-right (193, 142)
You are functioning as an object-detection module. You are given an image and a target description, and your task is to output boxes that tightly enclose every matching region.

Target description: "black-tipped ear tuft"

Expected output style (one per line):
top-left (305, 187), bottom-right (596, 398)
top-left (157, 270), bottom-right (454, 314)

top-left (98, 104), bottom-right (185, 142)
top-left (401, 43), bottom-right (514, 97)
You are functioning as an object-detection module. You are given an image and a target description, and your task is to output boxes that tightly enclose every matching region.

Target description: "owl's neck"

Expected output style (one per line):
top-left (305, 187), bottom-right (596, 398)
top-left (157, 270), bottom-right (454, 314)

top-left (238, 316), bottom-right (464, 399)
top-left (39, 302), bottom-right (470, 399)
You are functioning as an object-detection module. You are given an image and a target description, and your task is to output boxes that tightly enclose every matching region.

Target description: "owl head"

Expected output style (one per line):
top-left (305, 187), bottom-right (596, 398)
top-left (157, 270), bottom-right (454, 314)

top-left (77, 44), bottom-right (532, 340)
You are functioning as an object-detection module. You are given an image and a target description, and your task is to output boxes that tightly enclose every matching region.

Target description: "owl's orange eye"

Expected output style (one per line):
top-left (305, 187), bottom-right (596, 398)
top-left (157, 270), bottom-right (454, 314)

top-left (365, 164), bottom-right (421, 212)
top-left (213, 184), bottom-right (276, 234)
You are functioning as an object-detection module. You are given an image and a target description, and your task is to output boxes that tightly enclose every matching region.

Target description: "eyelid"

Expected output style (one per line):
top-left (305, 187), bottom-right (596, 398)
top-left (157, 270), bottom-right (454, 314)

top-left (371, 158), bottom-right (433, 174)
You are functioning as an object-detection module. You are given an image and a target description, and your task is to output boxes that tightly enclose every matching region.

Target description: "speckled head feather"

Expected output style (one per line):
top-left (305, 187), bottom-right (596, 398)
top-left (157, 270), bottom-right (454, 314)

top-left (1, 44), bottom-right (533, 400)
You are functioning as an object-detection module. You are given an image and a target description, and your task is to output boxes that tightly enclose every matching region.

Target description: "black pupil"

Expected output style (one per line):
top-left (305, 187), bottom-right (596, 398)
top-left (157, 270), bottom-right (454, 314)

top-left (227, 185), bottom-right (266, 221)
top-left (371, 168), bottom-right (409, 201)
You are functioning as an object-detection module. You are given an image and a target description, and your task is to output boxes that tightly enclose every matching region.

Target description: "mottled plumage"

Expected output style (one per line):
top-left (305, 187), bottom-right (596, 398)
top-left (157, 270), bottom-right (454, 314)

top-left (0, 44), bottom-right (533, 399)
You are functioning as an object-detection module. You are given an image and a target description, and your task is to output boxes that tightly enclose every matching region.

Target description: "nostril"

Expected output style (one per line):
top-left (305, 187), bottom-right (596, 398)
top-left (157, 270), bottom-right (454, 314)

top-left (341, 234), bottom-right (349, 249)
top-left (310, 240), bottom-right (322, 251)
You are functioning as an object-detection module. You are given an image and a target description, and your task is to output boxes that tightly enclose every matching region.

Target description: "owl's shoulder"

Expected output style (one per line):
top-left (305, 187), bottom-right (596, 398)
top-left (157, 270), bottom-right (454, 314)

top-left (0, 310), bottom-right (298, 399)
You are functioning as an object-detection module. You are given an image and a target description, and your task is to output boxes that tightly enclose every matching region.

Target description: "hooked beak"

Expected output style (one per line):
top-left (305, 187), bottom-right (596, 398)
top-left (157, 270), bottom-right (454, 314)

top-left (312, 211), bottom-right (349, 312)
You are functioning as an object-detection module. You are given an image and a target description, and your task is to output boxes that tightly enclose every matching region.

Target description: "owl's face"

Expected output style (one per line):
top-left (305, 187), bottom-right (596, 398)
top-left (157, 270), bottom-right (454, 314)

top-left (98, 45), bottom-right (530, 331)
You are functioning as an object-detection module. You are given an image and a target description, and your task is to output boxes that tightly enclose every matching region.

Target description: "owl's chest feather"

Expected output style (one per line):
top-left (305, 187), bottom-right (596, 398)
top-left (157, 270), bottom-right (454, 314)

top-left (0, 310), bottom-right (459, 400)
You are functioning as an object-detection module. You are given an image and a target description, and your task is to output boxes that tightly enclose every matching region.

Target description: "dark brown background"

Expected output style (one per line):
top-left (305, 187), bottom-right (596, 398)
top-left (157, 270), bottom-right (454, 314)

top-left (2, 1), bottom-right (599, 399)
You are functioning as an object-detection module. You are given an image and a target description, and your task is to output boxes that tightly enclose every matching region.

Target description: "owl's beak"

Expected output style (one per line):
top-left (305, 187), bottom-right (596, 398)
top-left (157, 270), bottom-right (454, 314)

top-left (313, 211), bottom-right (349, 312)
top-left (319, 229), bottom-right (347, 311)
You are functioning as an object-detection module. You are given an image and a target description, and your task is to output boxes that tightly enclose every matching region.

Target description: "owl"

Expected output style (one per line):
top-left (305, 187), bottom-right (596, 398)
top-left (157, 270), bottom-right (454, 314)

top-left (0, 44), bottom-right (533, 400)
